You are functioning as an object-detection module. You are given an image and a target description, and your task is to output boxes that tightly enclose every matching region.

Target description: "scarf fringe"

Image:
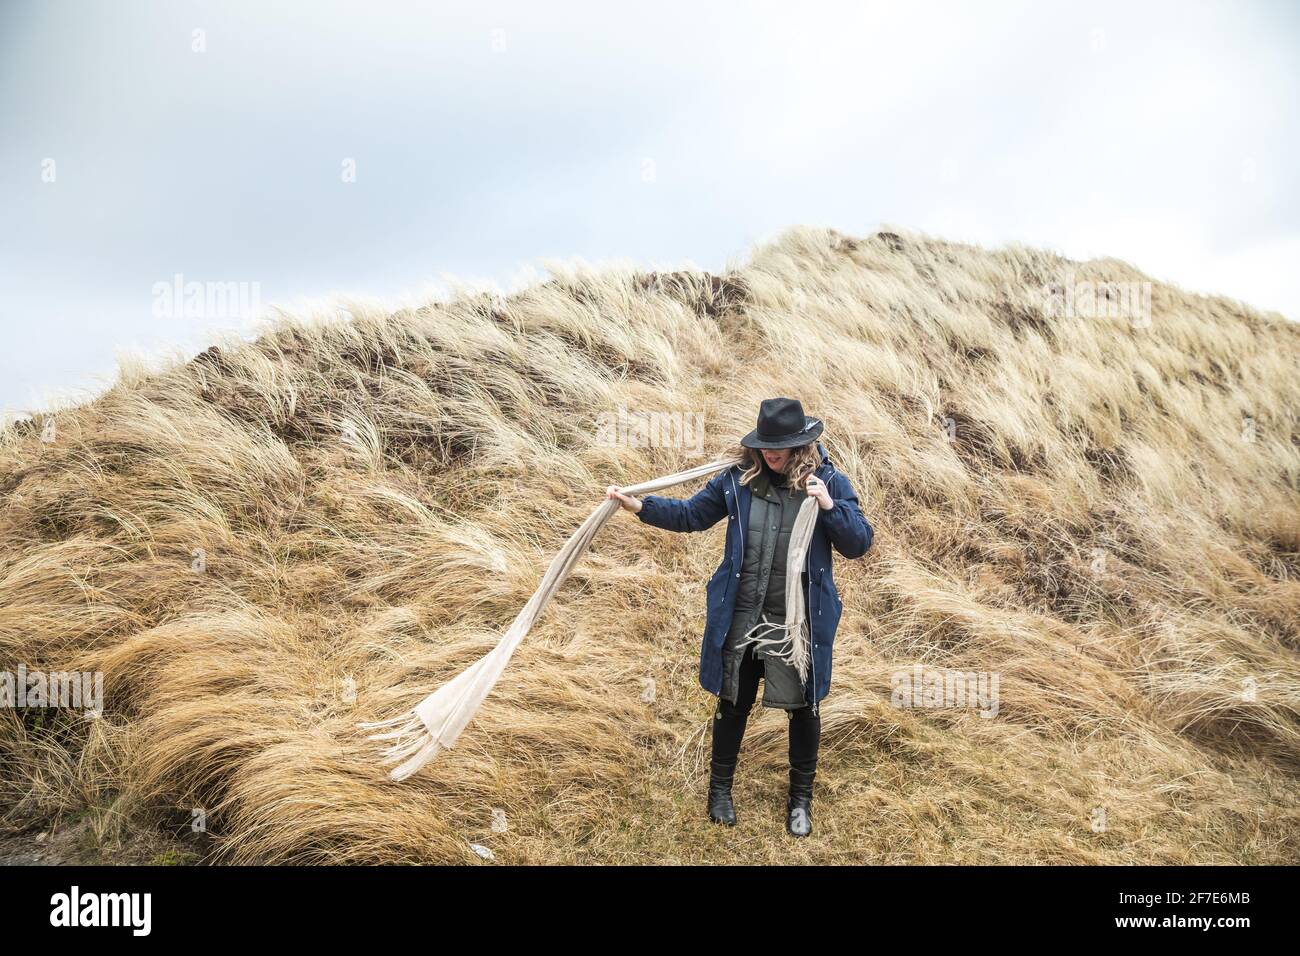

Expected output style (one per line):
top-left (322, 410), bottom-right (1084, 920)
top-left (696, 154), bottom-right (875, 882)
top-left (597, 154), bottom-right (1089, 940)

top-left (357, 712), bottom-right (421, 736)
top-left (360, 648), bottom-right (502, 780)
top-left (739, 616), bottom-right (811, 684)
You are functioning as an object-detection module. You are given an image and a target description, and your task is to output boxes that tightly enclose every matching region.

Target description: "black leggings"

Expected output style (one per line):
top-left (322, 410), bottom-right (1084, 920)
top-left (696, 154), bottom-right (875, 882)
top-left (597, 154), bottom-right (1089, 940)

top-left (711, 643), bottom-right (821, 773)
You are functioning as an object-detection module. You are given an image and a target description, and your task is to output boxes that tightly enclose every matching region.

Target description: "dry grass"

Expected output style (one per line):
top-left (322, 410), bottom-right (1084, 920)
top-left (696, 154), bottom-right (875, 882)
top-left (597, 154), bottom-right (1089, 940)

top-left (2, 225), bottom-right (1298, 864)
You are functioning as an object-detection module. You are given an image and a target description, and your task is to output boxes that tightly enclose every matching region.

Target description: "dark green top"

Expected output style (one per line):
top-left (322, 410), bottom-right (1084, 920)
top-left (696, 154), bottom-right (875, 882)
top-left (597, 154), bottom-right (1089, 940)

top-left (718, 465), bottom-right (808, 709)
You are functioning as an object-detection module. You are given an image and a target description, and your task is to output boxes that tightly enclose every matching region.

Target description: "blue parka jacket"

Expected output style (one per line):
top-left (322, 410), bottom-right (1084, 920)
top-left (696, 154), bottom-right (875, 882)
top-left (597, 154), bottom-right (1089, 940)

top-left (636, 442), bottom-right (873, 712)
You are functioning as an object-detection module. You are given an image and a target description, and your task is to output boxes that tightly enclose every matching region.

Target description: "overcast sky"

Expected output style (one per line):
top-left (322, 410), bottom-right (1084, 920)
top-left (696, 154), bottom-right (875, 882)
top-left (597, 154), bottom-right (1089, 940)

top-left (2, 0), bottom-right (1297, 418)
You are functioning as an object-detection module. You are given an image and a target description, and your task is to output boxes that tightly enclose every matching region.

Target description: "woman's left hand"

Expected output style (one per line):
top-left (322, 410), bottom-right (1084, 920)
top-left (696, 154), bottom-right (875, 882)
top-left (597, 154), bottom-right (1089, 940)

top-left (805, 475), bottom-right (834, 510)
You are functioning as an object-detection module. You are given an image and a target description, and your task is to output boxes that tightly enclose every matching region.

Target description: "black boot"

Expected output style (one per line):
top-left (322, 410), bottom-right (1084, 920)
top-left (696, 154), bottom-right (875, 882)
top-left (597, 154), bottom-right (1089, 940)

top-left (786, 767), bottom-right (815, 837)
top-left (707, 757), bottom-right (738, 825)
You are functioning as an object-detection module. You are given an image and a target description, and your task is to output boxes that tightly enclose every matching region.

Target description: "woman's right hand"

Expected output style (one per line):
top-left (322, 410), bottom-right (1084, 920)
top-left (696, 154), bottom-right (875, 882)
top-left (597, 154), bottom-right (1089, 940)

top-left (606, 485), bottom-right (643, 514)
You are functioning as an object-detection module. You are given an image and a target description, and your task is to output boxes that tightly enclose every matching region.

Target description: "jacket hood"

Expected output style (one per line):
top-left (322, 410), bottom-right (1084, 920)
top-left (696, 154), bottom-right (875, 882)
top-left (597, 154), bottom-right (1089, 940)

top-left (814, 440), bottom-right (834, 475)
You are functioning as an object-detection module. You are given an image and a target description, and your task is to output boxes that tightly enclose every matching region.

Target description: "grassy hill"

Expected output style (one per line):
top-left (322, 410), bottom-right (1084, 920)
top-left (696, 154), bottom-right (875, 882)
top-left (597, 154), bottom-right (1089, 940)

top-left (2, 225), bottom-right (1298, 864)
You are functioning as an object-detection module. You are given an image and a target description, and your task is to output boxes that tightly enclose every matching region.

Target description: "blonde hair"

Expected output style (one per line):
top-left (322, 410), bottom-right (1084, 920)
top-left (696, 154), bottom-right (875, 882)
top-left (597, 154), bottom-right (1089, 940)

top-left (725, 440), bottom-right (820, 493)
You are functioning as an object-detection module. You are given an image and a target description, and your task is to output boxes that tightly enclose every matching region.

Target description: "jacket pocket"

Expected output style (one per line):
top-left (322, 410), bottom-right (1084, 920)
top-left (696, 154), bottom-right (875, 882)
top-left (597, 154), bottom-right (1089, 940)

top-left (826, 575), bottom-right (842, 613)
top-left (705, 558), bottom-right (732, 628)
top-left (818, 570), bottom-right (842, 642)
top-left (712, 556), bottom-right (733, 600)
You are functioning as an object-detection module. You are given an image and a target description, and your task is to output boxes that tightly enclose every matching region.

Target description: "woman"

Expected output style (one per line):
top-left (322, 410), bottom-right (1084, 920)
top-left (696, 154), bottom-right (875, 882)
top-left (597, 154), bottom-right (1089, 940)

top-left (606, 397), bottom-right (873, 837)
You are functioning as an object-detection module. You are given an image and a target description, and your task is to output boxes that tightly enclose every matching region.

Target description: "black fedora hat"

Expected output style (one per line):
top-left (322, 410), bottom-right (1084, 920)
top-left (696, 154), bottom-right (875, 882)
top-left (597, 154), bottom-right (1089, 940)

top-left (740, 397), bottom-right (823, 449)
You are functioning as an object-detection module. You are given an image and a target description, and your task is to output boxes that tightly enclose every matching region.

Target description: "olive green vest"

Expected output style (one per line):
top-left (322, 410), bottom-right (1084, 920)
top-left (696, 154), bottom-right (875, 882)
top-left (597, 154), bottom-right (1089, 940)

top-left (718, 468), bottom-right (807, 709)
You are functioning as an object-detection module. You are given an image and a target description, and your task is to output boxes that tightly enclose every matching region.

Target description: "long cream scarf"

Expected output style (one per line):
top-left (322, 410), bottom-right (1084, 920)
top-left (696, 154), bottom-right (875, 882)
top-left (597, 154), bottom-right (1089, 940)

top-left (360, 457), bottom-right (820, 781)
